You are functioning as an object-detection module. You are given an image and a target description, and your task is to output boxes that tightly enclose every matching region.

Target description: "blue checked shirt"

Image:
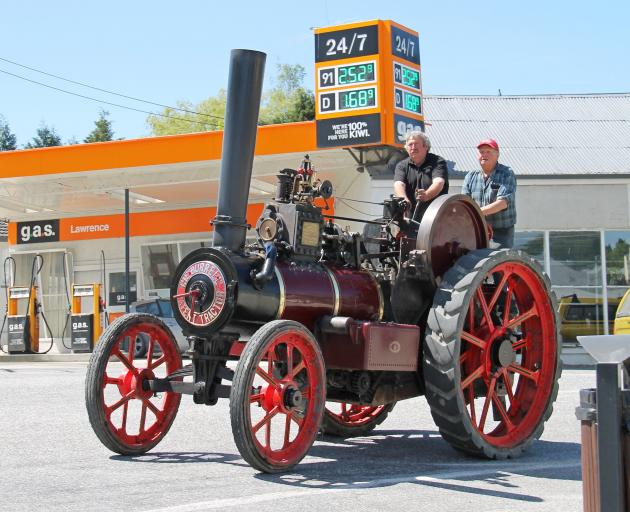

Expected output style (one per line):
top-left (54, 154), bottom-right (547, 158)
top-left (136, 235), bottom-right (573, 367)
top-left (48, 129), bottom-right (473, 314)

top-left (462, 163), bottom-right (516, 229)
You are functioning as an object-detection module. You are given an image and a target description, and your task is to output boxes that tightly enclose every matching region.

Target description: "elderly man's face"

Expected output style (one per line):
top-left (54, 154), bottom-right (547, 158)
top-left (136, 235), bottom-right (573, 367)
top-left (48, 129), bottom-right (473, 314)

top-left (406, 137), bottom-right (428, 165)
top-left (478, 145), bottom-right (499, 172)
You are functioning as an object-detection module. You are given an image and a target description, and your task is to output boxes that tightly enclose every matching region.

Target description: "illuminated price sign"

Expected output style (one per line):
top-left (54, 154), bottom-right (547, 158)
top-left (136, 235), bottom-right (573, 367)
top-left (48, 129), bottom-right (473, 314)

top-left (393, 62), bottom-right (420, 90)
top-left (315, 20), bottom-right (423, 148)
top-left (320, 87), bottom-right (377, 114)
top-left (394, 87), bottom-right (422, 115)
top-left (318, 61), bottom-right (377, 89)
top-left (340, 87), bottom-right (376, 109)
top-left (315, 25), bottom-right (379, 62)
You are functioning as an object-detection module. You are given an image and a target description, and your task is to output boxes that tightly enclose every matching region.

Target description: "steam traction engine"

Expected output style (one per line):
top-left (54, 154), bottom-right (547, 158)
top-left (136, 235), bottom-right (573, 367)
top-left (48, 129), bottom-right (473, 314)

top-left (85, 50), bottom-right (561, 473)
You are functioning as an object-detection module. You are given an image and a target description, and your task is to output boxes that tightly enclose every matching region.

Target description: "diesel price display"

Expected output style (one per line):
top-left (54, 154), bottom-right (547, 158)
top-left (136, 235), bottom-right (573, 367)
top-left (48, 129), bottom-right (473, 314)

top-left (394, 88), bottom-right (422, 115)
top-left (339, 87), bottom-right (376, 109)
top-left (319, 86), bottom-right (377, 114)
top-left (318, 61), bottom-right (377, 89)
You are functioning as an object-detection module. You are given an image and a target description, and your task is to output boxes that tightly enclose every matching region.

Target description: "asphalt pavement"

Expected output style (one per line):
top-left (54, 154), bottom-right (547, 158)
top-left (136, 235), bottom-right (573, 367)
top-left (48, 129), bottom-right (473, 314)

top-left (0, 360), bottom-right (593, 512)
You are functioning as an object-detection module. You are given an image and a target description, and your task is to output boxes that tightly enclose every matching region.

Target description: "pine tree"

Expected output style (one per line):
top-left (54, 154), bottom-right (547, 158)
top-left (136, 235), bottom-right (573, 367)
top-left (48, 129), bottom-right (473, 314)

top-left (0, 116), bottom-right (17, 151)
top-left (25, 124), bottom-right (62, 148)
top-left (84, 110), bottom-right (114, 143)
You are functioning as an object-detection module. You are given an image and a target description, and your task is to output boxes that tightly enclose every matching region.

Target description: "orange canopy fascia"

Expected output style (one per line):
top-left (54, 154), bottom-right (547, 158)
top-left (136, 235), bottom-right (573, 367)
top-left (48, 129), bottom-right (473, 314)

top-left (0, 121), bottom-right (317, 179)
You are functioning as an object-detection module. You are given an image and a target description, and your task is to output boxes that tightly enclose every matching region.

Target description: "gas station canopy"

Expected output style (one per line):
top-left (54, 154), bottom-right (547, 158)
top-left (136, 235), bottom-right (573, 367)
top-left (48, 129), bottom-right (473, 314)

top-left (0, 121), bottom-right (359, 222)
top-left (0, 19), bottom-right (423, 244)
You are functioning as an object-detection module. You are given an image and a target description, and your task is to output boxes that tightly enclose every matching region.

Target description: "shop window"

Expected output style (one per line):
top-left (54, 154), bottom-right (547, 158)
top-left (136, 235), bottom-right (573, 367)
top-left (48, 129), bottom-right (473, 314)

top-left (605, 231), bottom-right (630, 286)
top-left (514, 231), bottom-right (544, 266)
top-left (556, 287), bottom-right (613, 344)
top-left (141, 244), bottom-right (177, 290)
top-left (549, 231), bottom-right (601, 287)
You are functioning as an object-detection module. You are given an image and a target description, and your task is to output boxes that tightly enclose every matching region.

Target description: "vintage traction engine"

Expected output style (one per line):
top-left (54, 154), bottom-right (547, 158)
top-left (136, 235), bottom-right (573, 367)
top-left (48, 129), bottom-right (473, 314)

top-left (85, 50), bottom-right (561, 473)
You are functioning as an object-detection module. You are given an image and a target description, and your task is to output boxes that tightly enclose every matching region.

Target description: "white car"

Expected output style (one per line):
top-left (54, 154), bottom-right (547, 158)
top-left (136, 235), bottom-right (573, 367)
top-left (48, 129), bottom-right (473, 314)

top-left (128, 298), bottom-right (189, 356)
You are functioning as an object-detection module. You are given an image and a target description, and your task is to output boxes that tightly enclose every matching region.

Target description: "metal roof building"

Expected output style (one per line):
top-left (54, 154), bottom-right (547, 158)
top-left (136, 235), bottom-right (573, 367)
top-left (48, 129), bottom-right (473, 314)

top-left (0, 92), bottom-right (628, 353)
top-left (423, 93), bottom-right (630, 176)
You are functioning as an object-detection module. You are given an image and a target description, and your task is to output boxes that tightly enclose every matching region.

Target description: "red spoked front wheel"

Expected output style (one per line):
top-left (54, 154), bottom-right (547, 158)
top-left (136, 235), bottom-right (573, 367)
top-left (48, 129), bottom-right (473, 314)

top-left (230, 320), bottom-right (326, 473)
top-left (85, 313), bottom-right (182, 455)
top-left (424, 249), bottom-right (561, 458)
top-left (321, 402), bottom-right (395, 437)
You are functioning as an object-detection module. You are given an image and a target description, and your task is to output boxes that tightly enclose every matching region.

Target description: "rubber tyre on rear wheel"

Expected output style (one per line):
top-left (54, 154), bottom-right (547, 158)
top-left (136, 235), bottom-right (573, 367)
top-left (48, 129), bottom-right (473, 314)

top-left (423, 249), bottom-right (561, 459)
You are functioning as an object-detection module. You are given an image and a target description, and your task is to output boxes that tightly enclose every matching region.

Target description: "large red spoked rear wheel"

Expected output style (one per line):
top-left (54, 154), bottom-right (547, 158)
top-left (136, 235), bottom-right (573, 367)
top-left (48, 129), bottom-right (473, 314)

top-left (424, 249), bottom-right (561, 458)
top-left (85, 313), bottom-right (182, 455)
top-left (230, 320), bottom-right (326, 473)
top-left (320, 402), bottom-right (395, 437)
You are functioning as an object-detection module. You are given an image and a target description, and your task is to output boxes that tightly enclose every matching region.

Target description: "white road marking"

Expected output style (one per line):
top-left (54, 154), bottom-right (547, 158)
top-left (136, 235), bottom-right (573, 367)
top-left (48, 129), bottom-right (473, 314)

top-left (143, 460), bottom-right (581, 511)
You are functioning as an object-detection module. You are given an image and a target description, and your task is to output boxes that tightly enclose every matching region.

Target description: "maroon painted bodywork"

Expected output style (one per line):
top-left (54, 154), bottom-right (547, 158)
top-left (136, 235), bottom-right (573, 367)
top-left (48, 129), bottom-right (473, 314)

top-left (275, 261), bottom-right (382, 329)
top-left (321, 320), bottom-right (420, 371)
top-left (327, 265), bottom-right (382, 320)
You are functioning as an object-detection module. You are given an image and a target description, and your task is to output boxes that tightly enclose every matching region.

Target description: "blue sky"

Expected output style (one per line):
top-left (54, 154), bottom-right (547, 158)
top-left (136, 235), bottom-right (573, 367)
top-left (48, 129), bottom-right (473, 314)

top-left (1, 0), bottom-right (628, 147)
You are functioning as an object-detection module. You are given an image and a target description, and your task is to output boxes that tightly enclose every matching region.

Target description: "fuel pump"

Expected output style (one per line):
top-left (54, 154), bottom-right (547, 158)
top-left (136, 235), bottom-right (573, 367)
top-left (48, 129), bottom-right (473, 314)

top-left (4, 255), bottom-right (53, 354)
top-left (0, 256), bottom-right (16, 353)
top-left (100, 250), bottom-right (109, 326)
top-left (70, 283), bottom-right (104, 352)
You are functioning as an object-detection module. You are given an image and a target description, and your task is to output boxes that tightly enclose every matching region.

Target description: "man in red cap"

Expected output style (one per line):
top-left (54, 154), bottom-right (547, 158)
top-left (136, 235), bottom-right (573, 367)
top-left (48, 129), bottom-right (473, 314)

top-left (462, 139), bottom-right (516, 248)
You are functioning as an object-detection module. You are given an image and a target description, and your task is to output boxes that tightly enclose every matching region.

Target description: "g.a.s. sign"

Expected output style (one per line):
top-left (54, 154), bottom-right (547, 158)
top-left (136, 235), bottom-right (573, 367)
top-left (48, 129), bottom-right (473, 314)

top-left (16, 219), bottom-right (60, 244)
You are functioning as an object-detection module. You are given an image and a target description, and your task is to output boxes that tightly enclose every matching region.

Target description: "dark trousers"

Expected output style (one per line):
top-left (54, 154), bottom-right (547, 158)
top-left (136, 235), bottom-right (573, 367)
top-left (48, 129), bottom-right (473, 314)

top-left (490, 226), bottom-right (514, 249)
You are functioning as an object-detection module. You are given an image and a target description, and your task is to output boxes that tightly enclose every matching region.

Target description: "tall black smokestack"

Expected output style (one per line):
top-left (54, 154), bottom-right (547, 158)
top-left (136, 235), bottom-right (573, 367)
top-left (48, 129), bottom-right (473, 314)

top-left (212, 49), bottom-right (266, 251)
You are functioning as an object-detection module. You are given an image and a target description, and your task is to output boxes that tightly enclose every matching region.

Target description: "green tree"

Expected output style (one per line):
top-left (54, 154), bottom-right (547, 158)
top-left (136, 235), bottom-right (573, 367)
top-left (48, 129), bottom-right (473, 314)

top-left (147, 92), bottom-right (226, 136)
top-left (146, 63), bottom-right (315, 136)
top-left (286, 87), bottom-right (315, 122)
top-left (25, 123), bottom-right (62, 148)
top-left (84, 110), bottom-right (114, 143)
top-left (259, 64), bottom-right (315, 125)
top-left (0, 115), bottom-right (17, 151)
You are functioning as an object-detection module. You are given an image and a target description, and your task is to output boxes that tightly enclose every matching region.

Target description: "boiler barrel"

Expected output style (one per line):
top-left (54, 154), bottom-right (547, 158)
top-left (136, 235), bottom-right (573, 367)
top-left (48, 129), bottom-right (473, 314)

top-left (233, 259), bottom-right (383, 329)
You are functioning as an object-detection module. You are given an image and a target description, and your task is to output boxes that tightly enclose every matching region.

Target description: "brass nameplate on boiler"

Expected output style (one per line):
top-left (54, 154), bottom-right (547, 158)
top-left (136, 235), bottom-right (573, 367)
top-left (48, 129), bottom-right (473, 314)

top-left (300, 221), bottom-right (320, 247)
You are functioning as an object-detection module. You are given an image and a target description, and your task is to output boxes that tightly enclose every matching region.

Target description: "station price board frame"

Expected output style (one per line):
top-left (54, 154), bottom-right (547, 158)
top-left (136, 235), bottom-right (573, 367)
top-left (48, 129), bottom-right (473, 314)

top-left (314, 20), bottom-right (424, 149)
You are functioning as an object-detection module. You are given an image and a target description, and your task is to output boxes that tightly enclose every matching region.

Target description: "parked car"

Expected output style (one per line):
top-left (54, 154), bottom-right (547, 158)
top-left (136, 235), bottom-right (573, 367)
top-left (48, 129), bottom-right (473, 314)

top-left (614, 289), bottom-right (630, 334)
top-left (126, 298), bottom-right (188, 356)
top-left (558, 294), bottom-right (617, 343)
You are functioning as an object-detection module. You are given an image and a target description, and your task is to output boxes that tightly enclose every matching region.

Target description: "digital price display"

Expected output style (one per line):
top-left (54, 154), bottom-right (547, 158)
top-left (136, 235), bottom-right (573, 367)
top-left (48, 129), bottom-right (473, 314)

top-left (393, 62), bottom-right (420, 90)
top-left (319, 61), bottom-right (377, 89)
top-left (394, 88), bottom-right (422, 115)
top-left (339, 62), bottom-right (375, 85)
top-left (319, 86), bottom-right (378, 114)
top-left (339, 87), bottom-right (376, 109)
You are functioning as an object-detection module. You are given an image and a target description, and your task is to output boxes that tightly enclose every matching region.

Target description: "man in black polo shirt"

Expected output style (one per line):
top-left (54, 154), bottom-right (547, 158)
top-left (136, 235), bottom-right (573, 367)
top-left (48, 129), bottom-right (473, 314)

top-left (393, 131), bottom-right (449, 229)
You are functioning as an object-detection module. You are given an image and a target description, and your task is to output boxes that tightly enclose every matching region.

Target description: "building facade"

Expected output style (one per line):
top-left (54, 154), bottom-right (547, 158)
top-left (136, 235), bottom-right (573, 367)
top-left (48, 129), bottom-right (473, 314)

top-left (1, 93), bottom-right (629, 350)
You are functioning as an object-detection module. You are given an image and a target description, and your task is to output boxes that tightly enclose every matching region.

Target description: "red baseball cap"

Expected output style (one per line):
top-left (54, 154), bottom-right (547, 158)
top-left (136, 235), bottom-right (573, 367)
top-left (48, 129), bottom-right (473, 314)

top-left (477, 139), bottom-right (499, 150)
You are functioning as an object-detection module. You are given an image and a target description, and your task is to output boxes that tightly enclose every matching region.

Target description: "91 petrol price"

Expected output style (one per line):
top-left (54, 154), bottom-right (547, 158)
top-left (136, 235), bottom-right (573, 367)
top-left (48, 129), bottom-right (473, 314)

top-left (393, 62), bottom-right (420, 90)
top-left (318, 61), bottom-right (377, 89)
